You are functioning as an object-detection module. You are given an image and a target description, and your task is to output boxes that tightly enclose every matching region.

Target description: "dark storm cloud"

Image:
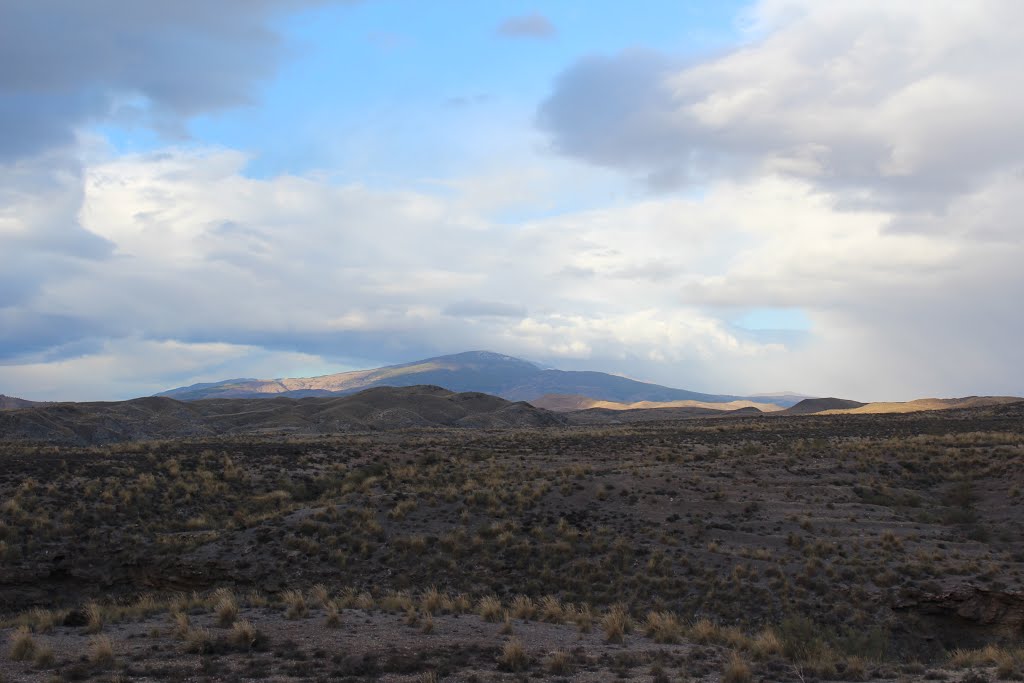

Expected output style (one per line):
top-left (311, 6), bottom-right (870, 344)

top-left (0, 0), bottom-right (340, 160)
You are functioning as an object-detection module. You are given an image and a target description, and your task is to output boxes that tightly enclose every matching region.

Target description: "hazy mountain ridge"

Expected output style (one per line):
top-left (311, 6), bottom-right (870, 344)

top-left (158, 350), bottom-right (801, 407)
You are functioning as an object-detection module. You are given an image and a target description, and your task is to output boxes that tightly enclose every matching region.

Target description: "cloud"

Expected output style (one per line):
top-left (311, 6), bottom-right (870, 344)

top-left (0, 0), bottom-right (342, 161)
top-left (496, 13), bottom-right (556, 39)
top-left (443, 300), bottom-right (527, 319)
top-left (538, 1), bottom-right (1024, 210)
top-left (0, 337), bottom-right (330, 402)
top-left (0, 145), bottom-right (1021, 400)
top-left (2, 0), bottom-right (1023, 402)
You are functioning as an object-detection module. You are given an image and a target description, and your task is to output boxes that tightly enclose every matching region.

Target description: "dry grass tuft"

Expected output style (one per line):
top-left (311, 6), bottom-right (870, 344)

top-left (510, 595), bottom-right (536, 621)
top-left (84, 602), bottom-right (104, 634)
top-left (572, 604), bottom-right (594, 633)
top-left (281, 589), bottom-right (308, 619)
top-left (751, 627), bottom-right (782, 659)
top-left (478, 595), bottom-right (502, 622)
top-left (89, 635), bottom-right (115, 665)
top-left (33, 644), bottom-right (55, 668)
top-left (8, 626), bottom-right (37, 661)
top-left (644, 610), bottom-right (682, 644)
top-left (183, 627), bottom-right (213, 654)
top-left (214, 588), bottom-right (238, 627)
top-left (325, 602), bottom-right (341, 628)
top-left (499, 637), bottom-right (529, 671)
top-left (228, 619), bottom-right (260, 650)
top-left (311, 583), bottom-right (331, 608)
top-left (723, 652), bottom-right (752, 683)
top-left (602, 604), bottom-right (631, 643)
top-left (690, 617), bottom-right (720, 644)
top-left (539, 595), bottom-right (565, 623)
top-left (546, 649), bottom-right (572, 674)
top-left (170, 611), bottom-right (190, 640)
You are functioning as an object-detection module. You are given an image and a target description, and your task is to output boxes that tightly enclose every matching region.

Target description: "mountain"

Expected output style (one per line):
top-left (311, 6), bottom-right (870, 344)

top-left (158, 350), bottom-right (801, 407)
top-left (0, 386), bottom-right (565, 445)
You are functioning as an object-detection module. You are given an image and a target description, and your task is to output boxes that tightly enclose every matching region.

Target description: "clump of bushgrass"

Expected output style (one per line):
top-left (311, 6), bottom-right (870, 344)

top-left (170, 611), bottom-right (190, 640)
top-left (84, 602), bottom-right (104, 634)
top-left (89, 635), bottom-right (115, 665)
top-left (689, 617), bottom-right (721, 644)
top-left (214, 588), bottom-right (238, 627)
top-left (311, 583), bottom-right (331, 608)
top-left (723, 652), bottom-right (752, 683)
top-left (546, 649), bottom-right (572, 674)
top-left (421, 586), bottom-right (445, 614)
top-left (281, 589), bottom-right (308, 620)
top-left (572, 604), bottom-right (594, 633)
top-left (510, 595), bottom-right (536, 621)
top-left (478, 595), bottom-right (502, 622)
top-left (644, 611), bottom-right (682, 644)
top-left (325, 602), bottom-right (341, 628)
top-left (25, 608), bottom-right (65, 634)
top-left (8, 626), bottom-right (37, 661)
top-left (498, 637), bottom-right (529, 672)
top-left (183, 627), bottom-right (213, 654)
top-left (228, 620), bottom-right (260, 650)
top-left (539, 596), bottom-right (565, 623)
top-left (751, 627), bottom-right (782, 659)
top-left (602, 604), bottom-right (631, 643)
top-left (33, 644), bottom-right (55, 668)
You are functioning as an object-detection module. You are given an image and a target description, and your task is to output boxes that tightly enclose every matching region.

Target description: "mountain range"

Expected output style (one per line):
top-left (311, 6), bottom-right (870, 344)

top-left (157, 350), bottom-right (805, 407)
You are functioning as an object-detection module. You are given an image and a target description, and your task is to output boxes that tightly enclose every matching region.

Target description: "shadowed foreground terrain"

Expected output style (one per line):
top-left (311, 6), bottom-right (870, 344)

top-left (1, 400), bottom-right (1023, 681)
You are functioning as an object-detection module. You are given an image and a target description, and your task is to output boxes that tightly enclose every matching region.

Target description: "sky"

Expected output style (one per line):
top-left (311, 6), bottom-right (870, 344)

top-left (1, 0), bottom-right (1022, 402)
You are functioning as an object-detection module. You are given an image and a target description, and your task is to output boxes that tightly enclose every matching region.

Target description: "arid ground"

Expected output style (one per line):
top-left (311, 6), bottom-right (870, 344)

top-left (2, 401), bottom-right (1023, 681)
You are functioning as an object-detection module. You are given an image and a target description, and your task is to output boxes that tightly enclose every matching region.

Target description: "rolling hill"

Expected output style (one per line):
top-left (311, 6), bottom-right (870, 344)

top-left (158, 350), bottom-right (804, 407)
top-left (0, 395), bottom-right (41, 411)
top-left (529, 393), bottom-right (785, 413)
top-left (0, 386), bottom-right (565, 445)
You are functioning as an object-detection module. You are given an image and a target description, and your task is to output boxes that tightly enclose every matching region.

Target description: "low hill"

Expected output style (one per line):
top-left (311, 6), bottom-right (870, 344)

top-left (817, 396), bottom-right (1023, 415)
top-left (0, 386), bottom-right (565, 445)
top-left (0, 395), bottom-right (41, 411)
top-left (158, 350), bottom-right (798, 406)
top-left (530, 393), bottom-right (784, 413)
top-left (566, 404), bottom-right (764, 425)
top-left (783, 397), bottom-right (867, 414)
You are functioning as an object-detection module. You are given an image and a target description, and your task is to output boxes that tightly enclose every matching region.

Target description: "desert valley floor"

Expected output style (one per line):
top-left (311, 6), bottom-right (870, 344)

top-left (2, 399), bottom-right (1023, 681)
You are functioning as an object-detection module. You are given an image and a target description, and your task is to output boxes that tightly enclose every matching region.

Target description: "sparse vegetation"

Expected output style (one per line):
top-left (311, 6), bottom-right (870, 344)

top-left (1, 402), bottom-right (1022, 680)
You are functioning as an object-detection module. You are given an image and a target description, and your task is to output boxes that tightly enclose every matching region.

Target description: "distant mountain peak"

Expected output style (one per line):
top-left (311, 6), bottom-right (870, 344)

top-left (156, 350), bottom-right (801, 408)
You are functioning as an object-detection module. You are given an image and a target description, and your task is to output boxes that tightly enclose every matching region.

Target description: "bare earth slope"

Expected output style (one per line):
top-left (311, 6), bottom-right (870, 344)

top-left (0, 386), bottom-right (565, 445)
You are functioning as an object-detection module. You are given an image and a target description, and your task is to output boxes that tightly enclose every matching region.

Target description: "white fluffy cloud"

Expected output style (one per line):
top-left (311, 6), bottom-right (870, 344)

top-left (2, 0), bottom-right (1022, 401)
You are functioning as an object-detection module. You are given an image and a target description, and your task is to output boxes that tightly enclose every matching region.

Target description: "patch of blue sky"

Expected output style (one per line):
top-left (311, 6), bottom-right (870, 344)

top-left (94, 1), bottom-right (752, 183)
